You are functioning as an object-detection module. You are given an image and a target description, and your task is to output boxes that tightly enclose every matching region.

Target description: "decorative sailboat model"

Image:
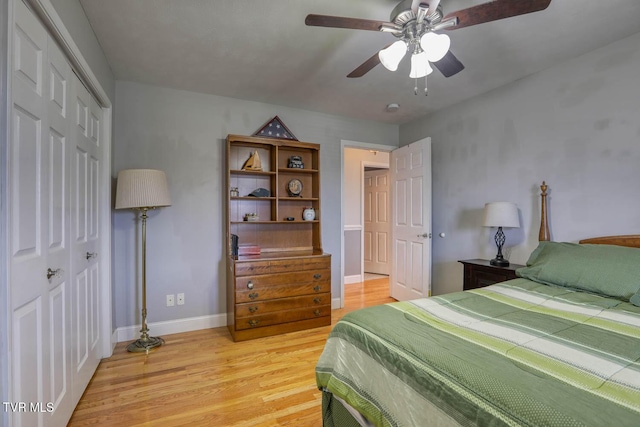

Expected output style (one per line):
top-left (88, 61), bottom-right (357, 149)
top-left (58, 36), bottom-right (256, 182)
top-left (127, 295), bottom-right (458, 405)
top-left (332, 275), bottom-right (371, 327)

top-left (242, 151), bottom-right (262, 171)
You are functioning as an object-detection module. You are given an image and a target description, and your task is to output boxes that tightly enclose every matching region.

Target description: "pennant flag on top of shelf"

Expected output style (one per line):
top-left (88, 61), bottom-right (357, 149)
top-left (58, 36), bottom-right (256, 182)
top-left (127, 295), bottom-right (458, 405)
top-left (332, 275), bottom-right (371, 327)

top-left (252, 115), bottom-right (298, 140)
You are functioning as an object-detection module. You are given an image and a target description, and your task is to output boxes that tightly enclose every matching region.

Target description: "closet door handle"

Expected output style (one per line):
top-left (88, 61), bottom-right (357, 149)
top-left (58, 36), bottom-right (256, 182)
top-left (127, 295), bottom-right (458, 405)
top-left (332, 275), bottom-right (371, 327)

top-left (46, 268), bottom-right (61, 280)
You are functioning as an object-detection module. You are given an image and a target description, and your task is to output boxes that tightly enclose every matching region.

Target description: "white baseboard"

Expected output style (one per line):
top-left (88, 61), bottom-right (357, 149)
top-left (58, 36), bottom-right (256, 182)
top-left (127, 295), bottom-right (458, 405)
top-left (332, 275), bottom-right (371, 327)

top-left (115, 313), bottom-right (227, 343)
top-left (344, 274), bottom-right (363, 285)
top-left (116, 301), bottom-right (350, 343)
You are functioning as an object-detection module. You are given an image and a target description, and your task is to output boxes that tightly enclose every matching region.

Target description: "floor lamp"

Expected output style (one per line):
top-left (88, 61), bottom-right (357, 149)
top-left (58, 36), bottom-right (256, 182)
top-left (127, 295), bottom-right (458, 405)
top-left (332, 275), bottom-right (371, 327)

top-left (115, 169), bottom-right (171, 353)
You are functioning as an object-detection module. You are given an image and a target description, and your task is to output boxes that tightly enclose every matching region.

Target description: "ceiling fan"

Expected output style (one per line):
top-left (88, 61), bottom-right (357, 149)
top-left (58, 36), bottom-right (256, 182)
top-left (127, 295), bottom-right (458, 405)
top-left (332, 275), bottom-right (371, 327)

top-left (306, 0), bottom-right (552, 94)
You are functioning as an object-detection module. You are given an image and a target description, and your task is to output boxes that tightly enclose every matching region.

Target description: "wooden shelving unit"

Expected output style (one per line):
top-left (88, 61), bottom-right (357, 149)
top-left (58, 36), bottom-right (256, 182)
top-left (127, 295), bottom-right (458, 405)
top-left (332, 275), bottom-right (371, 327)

top-left (225, 134), bottom-right (330, 341)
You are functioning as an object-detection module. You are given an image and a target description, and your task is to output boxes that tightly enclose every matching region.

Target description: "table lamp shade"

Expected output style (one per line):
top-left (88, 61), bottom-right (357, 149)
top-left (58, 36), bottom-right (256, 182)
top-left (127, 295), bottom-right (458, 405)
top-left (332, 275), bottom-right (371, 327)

top-left (115, 169), bottom-right (171, 209)
top-left (483, 202), bottom-right (520, 228)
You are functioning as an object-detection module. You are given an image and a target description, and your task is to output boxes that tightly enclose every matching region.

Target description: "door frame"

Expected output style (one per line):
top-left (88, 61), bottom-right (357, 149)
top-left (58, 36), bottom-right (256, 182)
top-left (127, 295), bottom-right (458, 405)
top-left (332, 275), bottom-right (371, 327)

top-left (361, 162), bottom-right (390, 278)
top-left (12, 0), bottom-right (114, 358)
top-left (340, 140), bottom-right (395, 308)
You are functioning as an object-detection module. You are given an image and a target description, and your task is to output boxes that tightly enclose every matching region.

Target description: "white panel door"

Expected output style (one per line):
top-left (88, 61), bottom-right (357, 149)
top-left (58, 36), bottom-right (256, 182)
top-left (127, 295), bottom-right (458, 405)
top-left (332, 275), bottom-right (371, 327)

top-left (10, 2), bottom-right (73, 426)
top-left (70, 73), bottom-right (102, 400)
top-left (364, 169), bottom-right (390, 275)
top-left (390, 138), bottom-right (432, 300)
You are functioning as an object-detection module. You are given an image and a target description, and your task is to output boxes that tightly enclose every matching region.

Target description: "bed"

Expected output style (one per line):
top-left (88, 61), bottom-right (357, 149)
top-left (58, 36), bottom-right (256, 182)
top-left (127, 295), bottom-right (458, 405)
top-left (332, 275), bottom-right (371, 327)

top-left (316, 183), bottom-right (640, 427)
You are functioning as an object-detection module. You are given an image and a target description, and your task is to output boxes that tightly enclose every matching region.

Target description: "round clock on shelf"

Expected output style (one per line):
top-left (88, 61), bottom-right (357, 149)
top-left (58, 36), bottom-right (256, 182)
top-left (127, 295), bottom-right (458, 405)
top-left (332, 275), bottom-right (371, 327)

top-left (287, 178), bottom-right (303, 197)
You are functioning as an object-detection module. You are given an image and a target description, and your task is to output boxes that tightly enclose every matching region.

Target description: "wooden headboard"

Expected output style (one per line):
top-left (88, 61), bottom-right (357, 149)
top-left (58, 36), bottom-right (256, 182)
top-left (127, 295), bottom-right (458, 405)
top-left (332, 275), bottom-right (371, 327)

top-left (579, 235), bottom-right (640, 248)
top-left (538, 181), bottom-right (640, 248)
top-left (539, 181), bottom-right (550, 242)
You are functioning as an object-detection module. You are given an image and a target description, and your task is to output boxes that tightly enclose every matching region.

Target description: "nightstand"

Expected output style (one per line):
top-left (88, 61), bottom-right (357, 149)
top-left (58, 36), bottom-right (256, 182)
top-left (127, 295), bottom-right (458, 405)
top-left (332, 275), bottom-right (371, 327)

top-left (458, 259), bottom-right (526, 291)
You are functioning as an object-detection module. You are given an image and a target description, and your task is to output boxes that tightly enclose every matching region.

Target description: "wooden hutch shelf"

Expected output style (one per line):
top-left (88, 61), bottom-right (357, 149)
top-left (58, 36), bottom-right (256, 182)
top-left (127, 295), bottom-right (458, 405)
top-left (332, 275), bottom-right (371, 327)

top-left (225, 134), bottom-right (330, 341)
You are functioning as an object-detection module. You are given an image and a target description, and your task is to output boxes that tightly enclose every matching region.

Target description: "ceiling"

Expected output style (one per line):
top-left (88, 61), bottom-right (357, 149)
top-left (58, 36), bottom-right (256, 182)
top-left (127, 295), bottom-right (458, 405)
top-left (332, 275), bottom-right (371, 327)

top-left (79, 0), bottom-right (640, 125)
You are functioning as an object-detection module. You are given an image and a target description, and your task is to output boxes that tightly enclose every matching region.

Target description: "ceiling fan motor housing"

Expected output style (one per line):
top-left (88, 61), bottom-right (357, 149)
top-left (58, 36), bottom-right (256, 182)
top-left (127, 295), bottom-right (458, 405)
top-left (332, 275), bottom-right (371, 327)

top-left (390, 0), bottom-right (443, 28)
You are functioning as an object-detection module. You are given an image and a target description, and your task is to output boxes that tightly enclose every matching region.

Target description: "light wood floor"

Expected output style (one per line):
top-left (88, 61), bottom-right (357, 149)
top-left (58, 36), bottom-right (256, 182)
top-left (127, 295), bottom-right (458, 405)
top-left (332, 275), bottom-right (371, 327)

top-left (68, 278), bottom-right (395, 426)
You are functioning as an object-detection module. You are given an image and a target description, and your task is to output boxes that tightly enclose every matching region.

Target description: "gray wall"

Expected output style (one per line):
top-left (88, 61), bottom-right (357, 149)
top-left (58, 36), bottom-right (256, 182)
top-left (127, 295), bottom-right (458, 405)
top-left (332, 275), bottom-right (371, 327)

top-left (113, 81), bottom-right (399, 328)
top-left (344, 230), bottom-right (361, 277)
top-left (401, 31), bottom-right (640, 296)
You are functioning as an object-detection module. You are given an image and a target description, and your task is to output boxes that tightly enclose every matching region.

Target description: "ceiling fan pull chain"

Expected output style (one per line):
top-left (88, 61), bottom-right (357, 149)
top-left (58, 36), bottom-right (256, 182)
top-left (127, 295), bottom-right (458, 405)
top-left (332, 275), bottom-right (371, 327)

top-left (424, 74), bottom-right (428, 96)
top-left (414, 77), bottom-right (418, 95)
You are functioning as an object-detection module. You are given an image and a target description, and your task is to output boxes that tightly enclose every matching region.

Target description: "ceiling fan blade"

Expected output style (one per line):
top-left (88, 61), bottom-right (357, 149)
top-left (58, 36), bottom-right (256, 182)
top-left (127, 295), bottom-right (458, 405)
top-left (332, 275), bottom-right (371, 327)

top-left (443, 0), bottom-right (552, 30)
top-left (347, 50), bottom-right (382, 78)
top-left (305, 14), bottom-right (390, 31)
top-left (432, 51), bottom-right (464, 77)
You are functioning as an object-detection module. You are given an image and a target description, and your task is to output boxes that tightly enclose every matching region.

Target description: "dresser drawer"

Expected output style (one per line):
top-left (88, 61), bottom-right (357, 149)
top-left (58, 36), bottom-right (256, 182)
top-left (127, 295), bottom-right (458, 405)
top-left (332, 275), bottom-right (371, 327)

top-left (235, 261), bottom-right (271, 277)
top-left (235, 304), bottom-right (331, 330)
top-left (235, 293), bottom-right (330, 317)
top-left (236, 269), bottom-right (329, 290)
top-left (236, 281), bottom-right (329, 303)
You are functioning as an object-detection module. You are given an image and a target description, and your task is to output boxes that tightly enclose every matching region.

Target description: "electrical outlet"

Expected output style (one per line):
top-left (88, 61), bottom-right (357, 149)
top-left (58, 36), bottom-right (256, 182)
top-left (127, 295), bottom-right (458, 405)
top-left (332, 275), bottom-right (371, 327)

top-left (166, 294), bottom-right (175, 307)
top-left (177, 293), bottom-right (185, 306)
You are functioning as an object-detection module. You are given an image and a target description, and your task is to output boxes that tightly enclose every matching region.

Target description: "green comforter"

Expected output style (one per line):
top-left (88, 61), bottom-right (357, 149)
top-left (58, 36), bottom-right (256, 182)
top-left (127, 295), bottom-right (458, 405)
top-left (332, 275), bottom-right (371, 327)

top-left (316, 279), bottom-right (640, 426)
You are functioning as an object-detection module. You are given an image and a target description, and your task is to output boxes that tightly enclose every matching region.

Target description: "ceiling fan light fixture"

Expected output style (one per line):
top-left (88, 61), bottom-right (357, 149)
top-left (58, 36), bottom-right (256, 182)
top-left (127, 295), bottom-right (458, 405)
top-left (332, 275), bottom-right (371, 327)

top-left (420, 32), bottom-right (450, 62)
top-left (409, 51), bottom-right (433, 78)
top-left (379, 40), bottom-right (407, 71)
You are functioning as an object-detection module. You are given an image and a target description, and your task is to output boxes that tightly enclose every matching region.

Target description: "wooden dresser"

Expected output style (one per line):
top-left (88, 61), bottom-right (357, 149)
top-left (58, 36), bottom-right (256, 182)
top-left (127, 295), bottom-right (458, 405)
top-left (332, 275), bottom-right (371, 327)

top-left (228, 253), bottom-right (331, 341)
top-left (225, 134), bottom-right (331, 341)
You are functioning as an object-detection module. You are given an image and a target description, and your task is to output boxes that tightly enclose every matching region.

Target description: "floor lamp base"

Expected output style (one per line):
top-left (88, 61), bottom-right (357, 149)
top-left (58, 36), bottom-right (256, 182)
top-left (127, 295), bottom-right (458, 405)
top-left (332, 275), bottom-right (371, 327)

top-left (127, 336), bottom-right (165, 353)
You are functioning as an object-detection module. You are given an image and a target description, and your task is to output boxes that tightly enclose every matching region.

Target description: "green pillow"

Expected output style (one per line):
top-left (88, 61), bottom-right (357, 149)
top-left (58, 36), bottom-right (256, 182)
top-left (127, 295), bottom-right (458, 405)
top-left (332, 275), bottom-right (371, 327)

top-left (631, 292), bottom-right (640, 307)
top-left (516, 241), bottom-right (640, 302)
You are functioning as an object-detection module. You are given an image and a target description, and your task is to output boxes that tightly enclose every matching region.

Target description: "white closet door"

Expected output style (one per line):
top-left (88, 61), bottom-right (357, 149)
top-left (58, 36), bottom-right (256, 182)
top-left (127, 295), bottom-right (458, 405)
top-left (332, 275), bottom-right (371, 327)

top-left (70, 72), bottom-right (102, 400)
top-left (9, 2), bottom-right (104, 425)
top-left (10, 1), bottom-right (73, 426)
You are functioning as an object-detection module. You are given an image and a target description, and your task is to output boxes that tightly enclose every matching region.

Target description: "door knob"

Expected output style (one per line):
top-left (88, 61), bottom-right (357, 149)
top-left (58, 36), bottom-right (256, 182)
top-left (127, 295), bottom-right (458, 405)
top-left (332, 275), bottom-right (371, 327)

top-left (417, 233), bottom-right (432, 238)
top-left (86, 252), bottom-right (98, 260)
top-left (46, 268), bottom-right (61, 280)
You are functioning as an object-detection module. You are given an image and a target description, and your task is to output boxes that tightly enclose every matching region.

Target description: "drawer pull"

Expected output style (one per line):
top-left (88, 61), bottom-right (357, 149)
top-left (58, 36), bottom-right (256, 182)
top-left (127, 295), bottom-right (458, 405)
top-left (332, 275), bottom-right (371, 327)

top-left (249, 306), bottom-right (258, 313)
top-left (313, 285), bottom-right (322, 292)
top-left (313, 297), bottom-right (322, 304)
top-left (249, 292), bottom-right (259, 300)
top-left (314, 273), bottom-right (322, 280)
top-left (314, 309), bottom-right (321, 317)
top-left (249, 320), bottom-right (259, 327)
top-left (247, 280), bottom-right (254, 290)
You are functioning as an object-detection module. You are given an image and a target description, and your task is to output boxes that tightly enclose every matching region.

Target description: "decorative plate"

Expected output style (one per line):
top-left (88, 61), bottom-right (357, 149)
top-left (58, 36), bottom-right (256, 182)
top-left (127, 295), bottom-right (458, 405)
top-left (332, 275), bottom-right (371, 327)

top-left (287, 178), bottom-right (303, 197)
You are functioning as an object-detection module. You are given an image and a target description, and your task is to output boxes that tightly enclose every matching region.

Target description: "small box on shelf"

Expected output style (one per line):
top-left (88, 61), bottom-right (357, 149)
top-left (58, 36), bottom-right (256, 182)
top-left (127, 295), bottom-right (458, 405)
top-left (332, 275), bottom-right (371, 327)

top-left (238, 244), bottom-right (260, 256)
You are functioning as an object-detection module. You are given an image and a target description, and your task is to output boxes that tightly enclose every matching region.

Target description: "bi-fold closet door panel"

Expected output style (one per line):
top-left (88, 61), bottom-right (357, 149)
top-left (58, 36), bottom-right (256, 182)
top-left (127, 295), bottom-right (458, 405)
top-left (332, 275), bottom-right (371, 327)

top-left (9, 1), bottom-right (103, 426)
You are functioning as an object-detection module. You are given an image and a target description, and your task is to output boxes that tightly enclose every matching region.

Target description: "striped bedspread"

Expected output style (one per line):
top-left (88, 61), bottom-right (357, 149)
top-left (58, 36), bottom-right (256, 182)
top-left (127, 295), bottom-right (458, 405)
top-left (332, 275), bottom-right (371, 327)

top-left (316, 279), bottom-right (640, 427)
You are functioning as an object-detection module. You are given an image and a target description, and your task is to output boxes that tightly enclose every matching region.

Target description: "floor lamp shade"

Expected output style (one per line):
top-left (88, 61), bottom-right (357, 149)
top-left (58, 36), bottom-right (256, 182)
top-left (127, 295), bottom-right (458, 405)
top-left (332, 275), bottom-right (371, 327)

top-left (483, 202), bottom-right (520, 267)
top-left (115, 168), bottom-right (171, 353)
top-left (115, 169), bottom-right (171, 210)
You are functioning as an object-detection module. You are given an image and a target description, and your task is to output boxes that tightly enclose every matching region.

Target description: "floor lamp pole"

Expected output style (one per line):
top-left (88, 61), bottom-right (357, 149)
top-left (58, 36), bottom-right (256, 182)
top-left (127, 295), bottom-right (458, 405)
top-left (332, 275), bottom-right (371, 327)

top-left (127, 207), bottom-right (165, 353)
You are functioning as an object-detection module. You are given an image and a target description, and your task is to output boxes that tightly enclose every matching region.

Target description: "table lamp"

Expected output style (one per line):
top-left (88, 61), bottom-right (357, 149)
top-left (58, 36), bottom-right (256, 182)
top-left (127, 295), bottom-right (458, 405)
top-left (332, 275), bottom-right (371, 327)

top-left (483, 202), bottom-right (520, 267)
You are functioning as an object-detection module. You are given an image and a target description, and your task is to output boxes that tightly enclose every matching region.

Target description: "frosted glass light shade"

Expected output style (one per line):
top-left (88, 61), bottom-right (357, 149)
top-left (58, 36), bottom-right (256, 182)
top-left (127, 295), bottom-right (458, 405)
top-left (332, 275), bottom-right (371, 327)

top-left (115, 169), bottom-right (172, 209)
top-left (379, 40), bottom-right (407, 71)
top-left (483, 202), bottom-right (520, 228)
top-left (420, 32), bottom-right (450, 62)
top-left (409, 52), bottom-right (433, 78)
